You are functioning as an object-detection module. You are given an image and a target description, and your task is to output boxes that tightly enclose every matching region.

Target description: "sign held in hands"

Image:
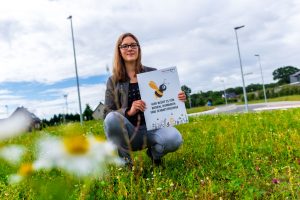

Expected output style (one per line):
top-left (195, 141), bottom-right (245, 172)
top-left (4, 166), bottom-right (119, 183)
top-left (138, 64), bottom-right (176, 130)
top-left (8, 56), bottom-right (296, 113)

top-left (137, 66), bottom-right (189, 131)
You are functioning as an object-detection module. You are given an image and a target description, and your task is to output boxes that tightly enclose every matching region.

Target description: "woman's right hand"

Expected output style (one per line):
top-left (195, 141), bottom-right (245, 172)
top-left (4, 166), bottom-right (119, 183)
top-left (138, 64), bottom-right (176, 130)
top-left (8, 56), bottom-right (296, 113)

top-left (127, 100), bottom-right (146, 116)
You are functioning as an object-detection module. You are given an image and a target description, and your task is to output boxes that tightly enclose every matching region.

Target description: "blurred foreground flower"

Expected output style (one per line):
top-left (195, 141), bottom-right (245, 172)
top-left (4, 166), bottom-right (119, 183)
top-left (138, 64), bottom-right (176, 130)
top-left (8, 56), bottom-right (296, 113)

top-left (35, 134), bottom-right (123, 178)
top-left (8, 162), bottom-right (41, 184)
top-left (0, 112), bottom-right (31, 140)
top-left (0, 145), bottom-right (26, 165)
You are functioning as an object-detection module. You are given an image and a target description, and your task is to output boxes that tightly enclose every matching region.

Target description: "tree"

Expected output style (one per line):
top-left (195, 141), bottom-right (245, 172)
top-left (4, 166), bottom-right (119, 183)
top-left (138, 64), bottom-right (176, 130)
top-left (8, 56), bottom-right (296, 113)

top-left (181, 85), bottom-right (191, 95)
top-left (272, 66), bottom-right (299, 84)
top-left (83, 104), bottom-right (93, 121)
top-left (181, 85), bottom-right (192, 108)
top-left (226, 87), bottom-right (243, 95)
top-left (246, 83), bottom-right (263, 92)
top-left (41, 113), bottom-right (81, 127)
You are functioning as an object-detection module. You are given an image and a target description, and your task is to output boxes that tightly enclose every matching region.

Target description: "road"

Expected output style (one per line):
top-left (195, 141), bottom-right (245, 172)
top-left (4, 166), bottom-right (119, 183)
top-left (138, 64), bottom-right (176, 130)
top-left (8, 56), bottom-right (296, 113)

top-left (188, 101), bottom-right (300, 116)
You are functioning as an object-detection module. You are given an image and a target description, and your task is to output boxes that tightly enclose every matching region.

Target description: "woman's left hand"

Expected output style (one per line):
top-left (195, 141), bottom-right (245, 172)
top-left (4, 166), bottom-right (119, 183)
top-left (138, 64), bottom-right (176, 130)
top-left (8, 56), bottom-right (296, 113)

top-left (178, 91), bottom-right (186, 102)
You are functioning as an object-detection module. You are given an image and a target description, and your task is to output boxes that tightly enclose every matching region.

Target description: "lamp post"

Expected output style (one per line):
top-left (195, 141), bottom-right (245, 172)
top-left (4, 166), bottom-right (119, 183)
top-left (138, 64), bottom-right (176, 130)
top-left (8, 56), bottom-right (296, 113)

top-left (188, 94), bottom-right (192, 108)
top-left (106, 64), bottom-right (110, 75)
top-left (64, 94), bottom-right (68, 114)
top-left (67, 15), bottom-right (83, 125)
top-left (63, 94), bottom-right (68, 123)
top-left (254, 54), bottom-right (267, 103)
top-left (244, 72), bottom-right (253, 76)
top-left (5, 105), bottom-right (8, 117)
top-left (221, 80), bottom-right (228, 105)
top-left (234, 25), bottom-right (248, 112)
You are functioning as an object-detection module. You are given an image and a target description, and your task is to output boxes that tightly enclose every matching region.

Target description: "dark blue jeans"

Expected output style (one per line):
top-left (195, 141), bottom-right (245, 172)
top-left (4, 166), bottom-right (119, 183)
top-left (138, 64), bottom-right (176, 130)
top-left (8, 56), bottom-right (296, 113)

top-left (104, 111), bottom-right (183, 161)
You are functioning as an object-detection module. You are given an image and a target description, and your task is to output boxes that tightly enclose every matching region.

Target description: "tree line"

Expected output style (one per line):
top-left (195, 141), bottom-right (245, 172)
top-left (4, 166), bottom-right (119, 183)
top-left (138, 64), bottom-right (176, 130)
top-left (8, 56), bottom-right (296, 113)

top-left (181, 66), bottom-right (300, 107)
top-left (42, 104), bottom-right (94, 127)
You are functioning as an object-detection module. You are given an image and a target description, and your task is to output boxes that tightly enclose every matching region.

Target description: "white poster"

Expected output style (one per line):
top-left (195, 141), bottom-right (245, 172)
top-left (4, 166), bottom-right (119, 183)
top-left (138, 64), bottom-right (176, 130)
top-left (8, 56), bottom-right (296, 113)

top-left (137, 66), bottom-right (189, 131)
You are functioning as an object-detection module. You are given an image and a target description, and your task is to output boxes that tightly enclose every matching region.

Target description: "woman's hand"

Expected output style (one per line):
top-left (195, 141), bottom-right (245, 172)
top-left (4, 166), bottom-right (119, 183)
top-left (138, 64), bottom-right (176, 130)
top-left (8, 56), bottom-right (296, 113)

top-left (127, 100), bottom-right (146, 116)
top-left (178, 91), bottom-right (186, 102)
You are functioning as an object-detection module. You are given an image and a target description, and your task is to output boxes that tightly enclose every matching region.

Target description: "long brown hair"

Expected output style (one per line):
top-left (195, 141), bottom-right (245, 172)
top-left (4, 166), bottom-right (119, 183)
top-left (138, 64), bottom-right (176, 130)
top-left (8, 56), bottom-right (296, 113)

top-left (112, 33), bottom-right (143, 82)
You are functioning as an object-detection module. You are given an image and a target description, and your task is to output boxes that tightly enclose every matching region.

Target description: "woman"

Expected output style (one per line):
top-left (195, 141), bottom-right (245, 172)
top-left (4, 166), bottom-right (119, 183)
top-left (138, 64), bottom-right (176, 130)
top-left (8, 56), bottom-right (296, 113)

top-left (104, 33), bottom-right (186, 168)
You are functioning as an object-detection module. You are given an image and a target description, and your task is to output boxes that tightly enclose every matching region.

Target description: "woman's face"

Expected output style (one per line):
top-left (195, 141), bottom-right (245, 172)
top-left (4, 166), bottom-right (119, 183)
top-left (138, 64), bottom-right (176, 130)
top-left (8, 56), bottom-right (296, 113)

top-left (119, 36), bottom-right (139, 64)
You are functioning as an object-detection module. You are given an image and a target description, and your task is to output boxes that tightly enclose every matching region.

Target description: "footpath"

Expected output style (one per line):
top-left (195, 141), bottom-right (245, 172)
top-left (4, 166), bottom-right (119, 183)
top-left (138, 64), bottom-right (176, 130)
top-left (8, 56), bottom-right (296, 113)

top-left (188, 101), bottom-right (300, 116)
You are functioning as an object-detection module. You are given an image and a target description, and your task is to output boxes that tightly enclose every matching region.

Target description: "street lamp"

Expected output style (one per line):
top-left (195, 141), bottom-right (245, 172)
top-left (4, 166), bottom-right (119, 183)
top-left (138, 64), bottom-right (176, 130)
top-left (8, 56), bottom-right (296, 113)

top-left (106, 64), bottom-right (110, 75)
top-left (63, 94), bottom-right (68, 123)
top-left (255, 54), bottom-right (267, 103)
top-left (64, 94), bottom-right (68, 114)
top-left (67, 15), bottom-right (83, 125)
top-left (244, 72), bottom-right (253, 76)
top-left (188, 94), bottom-right (192, 108)
top-left (5, 105), bottom-right (8, 117)
top-left (220, 80), bottom-right (228, 105)
top-left (234, 25), bottom-right (248, 112)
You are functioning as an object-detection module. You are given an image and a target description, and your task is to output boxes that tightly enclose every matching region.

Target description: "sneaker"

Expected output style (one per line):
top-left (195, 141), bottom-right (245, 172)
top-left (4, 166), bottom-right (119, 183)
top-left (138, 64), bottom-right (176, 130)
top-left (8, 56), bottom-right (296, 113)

top-left (146, 148), bottom-right (163, 167)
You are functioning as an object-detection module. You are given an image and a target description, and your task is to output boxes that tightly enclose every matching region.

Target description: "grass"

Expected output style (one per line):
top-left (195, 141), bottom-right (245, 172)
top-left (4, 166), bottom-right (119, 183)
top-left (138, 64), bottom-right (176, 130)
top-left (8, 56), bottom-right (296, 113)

top-left (237, 95), bottom-right (300, 105)
top-left (1, 109), bottom-right (300, 199)
top-left (187, 106), bottom-right (215, 114)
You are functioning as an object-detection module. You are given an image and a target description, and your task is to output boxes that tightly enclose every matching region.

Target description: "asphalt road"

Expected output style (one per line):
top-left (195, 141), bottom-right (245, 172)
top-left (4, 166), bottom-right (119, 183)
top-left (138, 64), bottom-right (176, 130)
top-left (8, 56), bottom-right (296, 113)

top-left (188, 101), bottom-right (300, 116)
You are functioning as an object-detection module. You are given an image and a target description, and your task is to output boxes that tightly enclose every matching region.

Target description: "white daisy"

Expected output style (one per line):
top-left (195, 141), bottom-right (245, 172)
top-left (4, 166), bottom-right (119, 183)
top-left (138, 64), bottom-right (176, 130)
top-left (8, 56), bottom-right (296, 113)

top-left (35, 134), bottom-right (123, 178)
top-left (8, 162), bottom-right (40, 184)
top-left (0, 145), bottom-right (26, 165)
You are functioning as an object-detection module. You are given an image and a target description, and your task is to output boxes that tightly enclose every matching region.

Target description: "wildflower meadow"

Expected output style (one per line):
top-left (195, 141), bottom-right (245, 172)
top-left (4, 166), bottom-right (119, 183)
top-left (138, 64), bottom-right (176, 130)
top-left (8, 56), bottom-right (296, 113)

top-left (0, 108), bottom-right (300, 199)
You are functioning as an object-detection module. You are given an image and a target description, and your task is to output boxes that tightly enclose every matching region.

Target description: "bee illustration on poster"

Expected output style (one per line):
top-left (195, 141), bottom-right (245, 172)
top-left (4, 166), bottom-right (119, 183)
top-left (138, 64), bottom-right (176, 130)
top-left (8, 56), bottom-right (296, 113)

top-left (137, 66), bottom-right (189, 131)
top-left (148, 79), bottom-right (168, 98)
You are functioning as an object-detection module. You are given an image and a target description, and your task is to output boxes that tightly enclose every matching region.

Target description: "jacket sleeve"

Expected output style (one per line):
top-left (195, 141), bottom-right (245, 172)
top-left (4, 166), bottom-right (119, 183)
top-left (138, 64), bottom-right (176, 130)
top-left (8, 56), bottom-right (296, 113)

top-left (103, 77), bottom-right (127, 119)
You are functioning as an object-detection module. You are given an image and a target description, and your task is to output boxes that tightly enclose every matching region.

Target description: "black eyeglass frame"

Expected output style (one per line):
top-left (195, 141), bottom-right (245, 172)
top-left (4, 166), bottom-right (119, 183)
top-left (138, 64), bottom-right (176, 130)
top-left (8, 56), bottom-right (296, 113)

top-left (119, 43), bottom-right (139, 50)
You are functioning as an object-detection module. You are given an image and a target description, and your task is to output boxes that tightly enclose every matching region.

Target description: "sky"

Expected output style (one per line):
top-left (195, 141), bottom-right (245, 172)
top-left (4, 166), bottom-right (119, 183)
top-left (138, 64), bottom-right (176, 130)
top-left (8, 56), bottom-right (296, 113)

top-left (0, 0), bottom-right (299, 119)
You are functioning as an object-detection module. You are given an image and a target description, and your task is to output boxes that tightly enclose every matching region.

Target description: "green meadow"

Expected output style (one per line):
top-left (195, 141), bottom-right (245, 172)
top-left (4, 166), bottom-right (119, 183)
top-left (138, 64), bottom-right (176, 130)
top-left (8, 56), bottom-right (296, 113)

top-left (1, 108), bottom-right (300, 199)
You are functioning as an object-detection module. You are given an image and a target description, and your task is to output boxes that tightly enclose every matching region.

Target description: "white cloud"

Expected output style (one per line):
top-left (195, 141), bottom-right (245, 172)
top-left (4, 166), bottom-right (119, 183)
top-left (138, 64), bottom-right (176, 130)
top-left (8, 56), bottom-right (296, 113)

top-left (28, 83), bottom-right (106, 119)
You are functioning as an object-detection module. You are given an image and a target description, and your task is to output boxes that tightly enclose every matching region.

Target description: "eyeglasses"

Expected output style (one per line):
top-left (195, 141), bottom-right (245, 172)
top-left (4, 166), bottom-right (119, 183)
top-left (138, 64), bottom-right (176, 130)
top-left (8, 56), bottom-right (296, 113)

top-left (119, 43), bottom-right (139, 50)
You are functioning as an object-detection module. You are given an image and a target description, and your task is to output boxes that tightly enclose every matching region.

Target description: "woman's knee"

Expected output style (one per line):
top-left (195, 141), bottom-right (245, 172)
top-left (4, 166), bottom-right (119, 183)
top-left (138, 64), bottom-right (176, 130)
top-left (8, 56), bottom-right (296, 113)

top-left (104, 112), bottom-right (124, 136)
top-left (167, 128), bottom-right (183, 151)
top-left (104, 112), bottom-right (119, 126)
top-left (104, 112), bottom-right (124, 129)
top-left (154, 127), bottom-right (183, 152)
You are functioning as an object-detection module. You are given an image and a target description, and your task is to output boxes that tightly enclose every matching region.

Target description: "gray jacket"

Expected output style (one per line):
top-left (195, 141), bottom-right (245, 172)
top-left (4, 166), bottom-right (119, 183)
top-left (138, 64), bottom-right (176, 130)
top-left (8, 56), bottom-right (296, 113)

top-left (103, 66), bottom-right (156, 119)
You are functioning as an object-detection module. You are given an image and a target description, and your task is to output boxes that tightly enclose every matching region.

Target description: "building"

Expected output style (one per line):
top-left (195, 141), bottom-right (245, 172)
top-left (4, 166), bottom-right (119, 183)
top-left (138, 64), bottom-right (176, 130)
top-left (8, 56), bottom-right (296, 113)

top-left (9, 107), bottom-right (41, 131)
top-left (92, 102), bottom-right (105, 120)
top-left (222, 92), bottom-right (238, 99)
top-left (289, 71), bottom-right (300, 84)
